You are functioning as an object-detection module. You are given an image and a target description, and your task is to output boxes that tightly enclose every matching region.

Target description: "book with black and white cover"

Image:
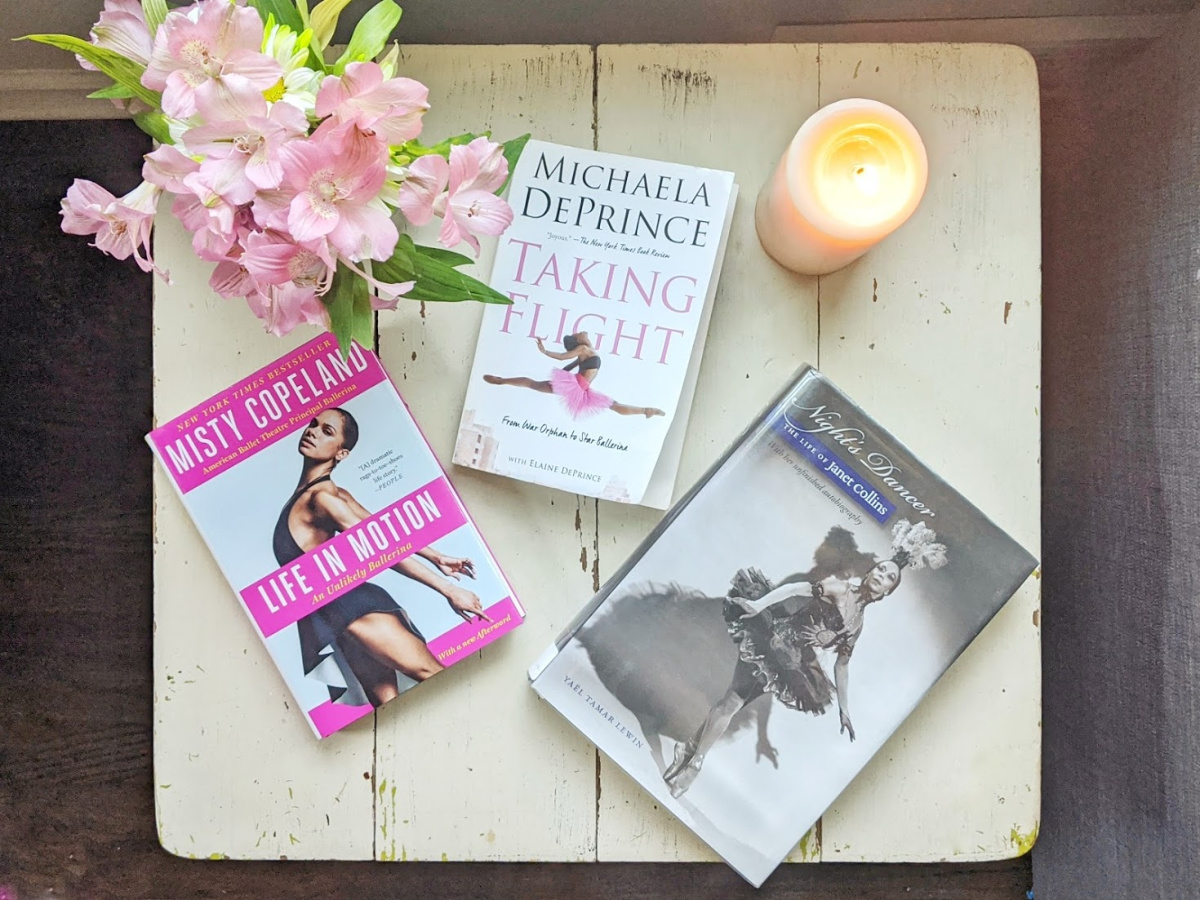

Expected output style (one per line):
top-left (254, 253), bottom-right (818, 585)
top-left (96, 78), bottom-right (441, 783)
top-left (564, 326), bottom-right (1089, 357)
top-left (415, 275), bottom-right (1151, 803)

top-left (527, 365), bottom-right (1037, 886)
top-left (453, 139), bottom-right (737, 508)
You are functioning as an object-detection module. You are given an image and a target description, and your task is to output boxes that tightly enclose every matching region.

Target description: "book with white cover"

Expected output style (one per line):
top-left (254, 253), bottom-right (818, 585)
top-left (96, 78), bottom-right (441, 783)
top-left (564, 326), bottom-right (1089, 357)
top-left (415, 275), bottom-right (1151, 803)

top-left (453, 140), bottom-right (737, 508)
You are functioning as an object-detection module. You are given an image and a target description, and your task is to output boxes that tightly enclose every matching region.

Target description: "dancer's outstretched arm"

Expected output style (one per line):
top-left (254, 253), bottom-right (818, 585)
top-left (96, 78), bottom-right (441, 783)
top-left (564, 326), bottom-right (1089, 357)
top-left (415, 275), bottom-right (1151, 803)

top-left (315, 490), bottom-right (492, 622)
top-left (732, 581), bottom-right (813, 618)
top-left (535, 337), bottom-right (580, 361)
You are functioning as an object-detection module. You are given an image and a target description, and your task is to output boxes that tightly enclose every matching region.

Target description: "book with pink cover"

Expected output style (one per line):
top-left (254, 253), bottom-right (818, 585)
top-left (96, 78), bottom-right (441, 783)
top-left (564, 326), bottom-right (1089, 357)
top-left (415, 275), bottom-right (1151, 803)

top-left (148, 334), bottom-right (524, 738)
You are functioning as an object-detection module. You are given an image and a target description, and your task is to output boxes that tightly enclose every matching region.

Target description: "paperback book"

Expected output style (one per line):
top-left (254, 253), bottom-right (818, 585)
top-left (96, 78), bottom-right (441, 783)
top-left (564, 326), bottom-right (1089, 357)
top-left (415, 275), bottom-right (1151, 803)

top-left (454, 139), bottom-right (738, 508)
top-left (148, 334), bottom-right (524, 739)
top-left (528, 365), bottom-right (1037, 886)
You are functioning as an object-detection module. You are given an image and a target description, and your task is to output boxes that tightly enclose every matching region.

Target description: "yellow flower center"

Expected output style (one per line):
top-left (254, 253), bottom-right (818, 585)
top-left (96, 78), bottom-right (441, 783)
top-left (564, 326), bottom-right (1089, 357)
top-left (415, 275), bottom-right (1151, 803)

top-left (263, 78), bottom-right (286, 103)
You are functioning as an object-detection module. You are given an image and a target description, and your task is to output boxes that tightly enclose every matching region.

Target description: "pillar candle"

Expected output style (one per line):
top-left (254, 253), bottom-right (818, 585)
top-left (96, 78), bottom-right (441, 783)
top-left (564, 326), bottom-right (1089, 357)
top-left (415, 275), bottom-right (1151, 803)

top-left (755, 98), bottom-right (928, 275)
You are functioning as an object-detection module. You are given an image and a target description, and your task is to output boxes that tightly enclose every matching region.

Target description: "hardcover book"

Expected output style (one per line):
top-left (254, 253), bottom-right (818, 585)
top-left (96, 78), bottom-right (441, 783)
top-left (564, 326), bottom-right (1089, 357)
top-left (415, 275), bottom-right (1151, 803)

top-left (453, 139), bottom-right (738, 508)
top-left (528, 366), bottom-right (1037, 886)
top-left (148, 334), bottom-right (524, 739)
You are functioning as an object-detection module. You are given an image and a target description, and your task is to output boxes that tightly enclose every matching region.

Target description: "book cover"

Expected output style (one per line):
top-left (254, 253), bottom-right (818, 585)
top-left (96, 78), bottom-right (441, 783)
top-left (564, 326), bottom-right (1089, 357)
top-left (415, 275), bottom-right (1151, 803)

top-left (453, 139), bottom-right (738, 508)
top-left (528, 366), bottom-right (1037, 886)
top-left (148, 334), bottom-right (525, 739)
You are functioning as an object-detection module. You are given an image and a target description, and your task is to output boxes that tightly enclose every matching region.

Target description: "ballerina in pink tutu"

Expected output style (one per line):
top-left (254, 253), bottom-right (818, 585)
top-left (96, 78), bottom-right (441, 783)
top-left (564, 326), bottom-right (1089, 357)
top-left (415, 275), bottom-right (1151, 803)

top-left (483, 332), bottom-right (665, 420)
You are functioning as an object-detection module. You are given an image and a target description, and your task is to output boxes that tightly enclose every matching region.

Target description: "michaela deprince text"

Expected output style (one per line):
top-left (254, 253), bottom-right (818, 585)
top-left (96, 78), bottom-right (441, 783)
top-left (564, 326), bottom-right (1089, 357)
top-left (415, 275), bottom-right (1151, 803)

top-left (522, 151), bottom-right (714, 247)
top-left (493, 149), bottom-right (723, 367)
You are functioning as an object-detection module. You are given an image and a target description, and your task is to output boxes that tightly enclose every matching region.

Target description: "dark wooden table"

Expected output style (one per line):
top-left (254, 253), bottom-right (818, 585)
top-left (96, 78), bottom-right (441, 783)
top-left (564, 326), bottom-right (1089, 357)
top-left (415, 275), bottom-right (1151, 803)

top-left (1, 42), bottom-right (1123, 897)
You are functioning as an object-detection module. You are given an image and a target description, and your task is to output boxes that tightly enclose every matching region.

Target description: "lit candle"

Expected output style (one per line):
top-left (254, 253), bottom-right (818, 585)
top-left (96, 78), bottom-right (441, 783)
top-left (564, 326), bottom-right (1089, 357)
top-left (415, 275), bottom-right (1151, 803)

top-left (755, 99), bottom-right (928, 275)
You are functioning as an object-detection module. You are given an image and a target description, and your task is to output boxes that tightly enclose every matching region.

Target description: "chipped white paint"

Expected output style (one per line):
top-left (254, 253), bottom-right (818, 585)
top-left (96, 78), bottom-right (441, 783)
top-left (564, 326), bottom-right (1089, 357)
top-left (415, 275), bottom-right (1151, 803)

top-left (154, 43), bottom-right (1039, 864)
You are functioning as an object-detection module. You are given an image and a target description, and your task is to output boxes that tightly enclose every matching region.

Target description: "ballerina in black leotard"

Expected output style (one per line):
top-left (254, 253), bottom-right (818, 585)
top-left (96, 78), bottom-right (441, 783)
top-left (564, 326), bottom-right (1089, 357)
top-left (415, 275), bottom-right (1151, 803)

top-left (277, 407), bottom-right (490, 707)
top-left (482, 331), bottom-right (666, 419)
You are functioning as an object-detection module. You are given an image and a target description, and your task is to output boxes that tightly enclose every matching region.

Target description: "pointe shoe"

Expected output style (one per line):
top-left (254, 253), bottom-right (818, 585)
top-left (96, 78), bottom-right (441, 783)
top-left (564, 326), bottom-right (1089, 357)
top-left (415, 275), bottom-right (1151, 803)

top-left (483, 375), bottom-right (502, 384)
top-left (644, 407), bottom-right (665, 418)
top-left (663, 741), bottom-right (694, 783)
top-left (668, 759), bottom-right (702, 798)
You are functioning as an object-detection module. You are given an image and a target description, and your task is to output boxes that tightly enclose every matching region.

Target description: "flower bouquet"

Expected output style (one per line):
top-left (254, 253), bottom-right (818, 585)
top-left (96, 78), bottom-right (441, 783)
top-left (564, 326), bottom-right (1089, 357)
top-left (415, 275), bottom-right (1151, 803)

top-left (23, 0), bottom-right (527, 353)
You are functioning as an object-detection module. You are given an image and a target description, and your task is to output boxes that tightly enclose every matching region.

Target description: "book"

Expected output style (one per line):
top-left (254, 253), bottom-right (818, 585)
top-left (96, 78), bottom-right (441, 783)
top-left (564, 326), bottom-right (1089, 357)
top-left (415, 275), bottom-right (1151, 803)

top-left (528, 365), bottom-right (1037, 886)
top-left (453, 139), bottom-right (738, 508)
top-left (148, 334), bottom-right (525, 739)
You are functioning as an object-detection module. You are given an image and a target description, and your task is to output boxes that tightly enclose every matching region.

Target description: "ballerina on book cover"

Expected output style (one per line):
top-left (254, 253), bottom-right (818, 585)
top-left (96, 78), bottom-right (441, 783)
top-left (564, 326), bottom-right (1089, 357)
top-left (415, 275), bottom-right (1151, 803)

top-left (483, 332), bottom-right (666, 420)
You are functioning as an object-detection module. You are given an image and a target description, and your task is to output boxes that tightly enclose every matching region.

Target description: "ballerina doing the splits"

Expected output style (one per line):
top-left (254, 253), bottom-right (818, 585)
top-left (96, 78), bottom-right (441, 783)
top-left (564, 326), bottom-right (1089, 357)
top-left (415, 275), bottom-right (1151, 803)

top-left (483, 332), bottom-right (665, 419)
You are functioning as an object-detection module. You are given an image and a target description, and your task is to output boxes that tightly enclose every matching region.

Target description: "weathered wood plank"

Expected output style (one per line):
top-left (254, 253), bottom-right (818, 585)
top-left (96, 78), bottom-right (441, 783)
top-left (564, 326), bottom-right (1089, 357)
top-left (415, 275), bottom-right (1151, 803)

top-left (373, 45), bottom-right (600, 863)
top-left (592, 44), bottom-right (823, 863)
top-left (813, 42), bottom-right (1042, 863)
top-left (152, 211), bottom-right (377, 860)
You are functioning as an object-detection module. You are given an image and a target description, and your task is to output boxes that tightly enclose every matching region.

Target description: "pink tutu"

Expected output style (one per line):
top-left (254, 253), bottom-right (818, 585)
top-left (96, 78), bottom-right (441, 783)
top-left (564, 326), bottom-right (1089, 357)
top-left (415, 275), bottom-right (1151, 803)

top-left (549, 368), bottom-right (613, 418)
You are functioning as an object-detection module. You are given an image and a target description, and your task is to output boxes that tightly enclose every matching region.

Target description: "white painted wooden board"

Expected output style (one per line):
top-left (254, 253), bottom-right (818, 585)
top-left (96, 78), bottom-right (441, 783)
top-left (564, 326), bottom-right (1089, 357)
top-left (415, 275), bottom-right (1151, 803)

top-left (812, 43), bottom-right (1042, 862)
top-left (372, 45), bottom-right (599, 863)
top-left (153, 43), bottom-right (1040, 864)
top-left (592, 44), bottom-right (823, 864)
top-left (152, 210), bottom-right (377, 860)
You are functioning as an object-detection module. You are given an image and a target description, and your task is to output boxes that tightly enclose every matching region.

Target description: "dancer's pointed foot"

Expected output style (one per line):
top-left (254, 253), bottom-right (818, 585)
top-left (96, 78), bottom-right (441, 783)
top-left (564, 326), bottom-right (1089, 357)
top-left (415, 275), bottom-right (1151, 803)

top-left (644, 407), bottom-right (665, 418)
top-left (668, 759), bottom-right (701, 798)
top-left (483, 375), bottom-right (502, 384)
top-left (663, 740), bottom-right (692, 783)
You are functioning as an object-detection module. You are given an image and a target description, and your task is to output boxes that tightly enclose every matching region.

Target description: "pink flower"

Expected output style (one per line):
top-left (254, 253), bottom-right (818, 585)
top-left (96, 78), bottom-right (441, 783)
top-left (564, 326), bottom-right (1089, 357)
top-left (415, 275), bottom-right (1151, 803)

top-left (142, 144), bottom-right (200, 193)
top-left (241, 230), bottom-right (334, 292)
top-left (397, 137), bottom-right (512, 255)
top-left (245, 283), bottom-right (330, 337)
top-left (182, 101), bottom-right (307, 197)
top-left (172, 164), bottom-right (243, 261)
top-left (60, 179), bottom-right (161, 273)
top-left (78, 0), bottom-right (152, 69)
top-left (209, 252), bottom-right (259, 300)
top-left (142, 0), bottom-right (281, 121)
top-left (278, 130), bottom-right (398, 262)
top-left (315, 62), bottom-right (430, 145)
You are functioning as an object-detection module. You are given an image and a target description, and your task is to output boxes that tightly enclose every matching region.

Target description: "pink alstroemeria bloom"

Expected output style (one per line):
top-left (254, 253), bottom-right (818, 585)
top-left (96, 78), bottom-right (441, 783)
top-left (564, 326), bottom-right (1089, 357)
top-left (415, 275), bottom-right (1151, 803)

top-left (172, 164), bottom-right (242, 261)
top-left (245, 283), bottom-right (330, 338)
top-left (142, 0), bottom-right (281, 121)
top-left (278, 133), bottom-right (399, 263)
top-left (209, 251), bottom-right (259, 300)
top-left (183, 101), bottom-right (308, 199)
top-left (315, 62), bottom-right (430, 146)
top-left (241, 230), bottom-right (334, 293)
top-left (60, 179), bottom-right (161, 274)
top-left (142, 144), bottom-right (200, 193)
top-left (78, 0), bottom-right (152, 69)
top-left (397, 137), bottom-right (512, 255)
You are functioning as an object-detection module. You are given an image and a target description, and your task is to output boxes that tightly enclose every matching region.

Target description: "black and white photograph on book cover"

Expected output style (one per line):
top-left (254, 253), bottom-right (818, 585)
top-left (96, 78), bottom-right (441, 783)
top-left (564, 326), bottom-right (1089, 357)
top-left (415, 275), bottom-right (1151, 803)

top-left (531, 369), bottom-right (1038, 886)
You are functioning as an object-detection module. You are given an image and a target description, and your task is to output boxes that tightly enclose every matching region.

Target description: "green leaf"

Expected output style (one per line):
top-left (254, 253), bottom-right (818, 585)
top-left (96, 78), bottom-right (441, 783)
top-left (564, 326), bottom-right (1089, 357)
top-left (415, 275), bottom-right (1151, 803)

top-left (88, 83), bottom-right (136, 100)
top-left (499, 133), bottom-right (531, 194)
top-left (309, 0), bottom-right (355, 50)
top-left (399, 133), bottom-right (482, 159)
top-left (20, 34), bottom-right (161, 108)
top-left (413, 245), bottom-right (474, 269)
top-left (324, 265), bottom-right (375, 358)
top-left (246, 0), bottom-right (305, 32)
top-left (133, 110), bottom-right (173, 144)
top-left (374, 236), bottom-right (511, 305)
top-left (334, 0), bottom-right (402, 72)
top-left (141, 0), bottom-right (169, 36)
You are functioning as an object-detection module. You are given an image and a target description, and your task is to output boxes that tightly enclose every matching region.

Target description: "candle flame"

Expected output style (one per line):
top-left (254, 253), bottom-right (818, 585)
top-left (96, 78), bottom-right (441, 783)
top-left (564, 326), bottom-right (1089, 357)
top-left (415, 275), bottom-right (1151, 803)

top-left (811, 123), bottom-right (918, 228)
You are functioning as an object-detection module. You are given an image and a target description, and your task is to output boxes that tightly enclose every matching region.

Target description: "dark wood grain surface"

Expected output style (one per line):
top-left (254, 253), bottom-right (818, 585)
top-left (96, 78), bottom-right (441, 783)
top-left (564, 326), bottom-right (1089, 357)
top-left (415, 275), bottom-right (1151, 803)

top-left (0, 41), bottom-right (1131, 893)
